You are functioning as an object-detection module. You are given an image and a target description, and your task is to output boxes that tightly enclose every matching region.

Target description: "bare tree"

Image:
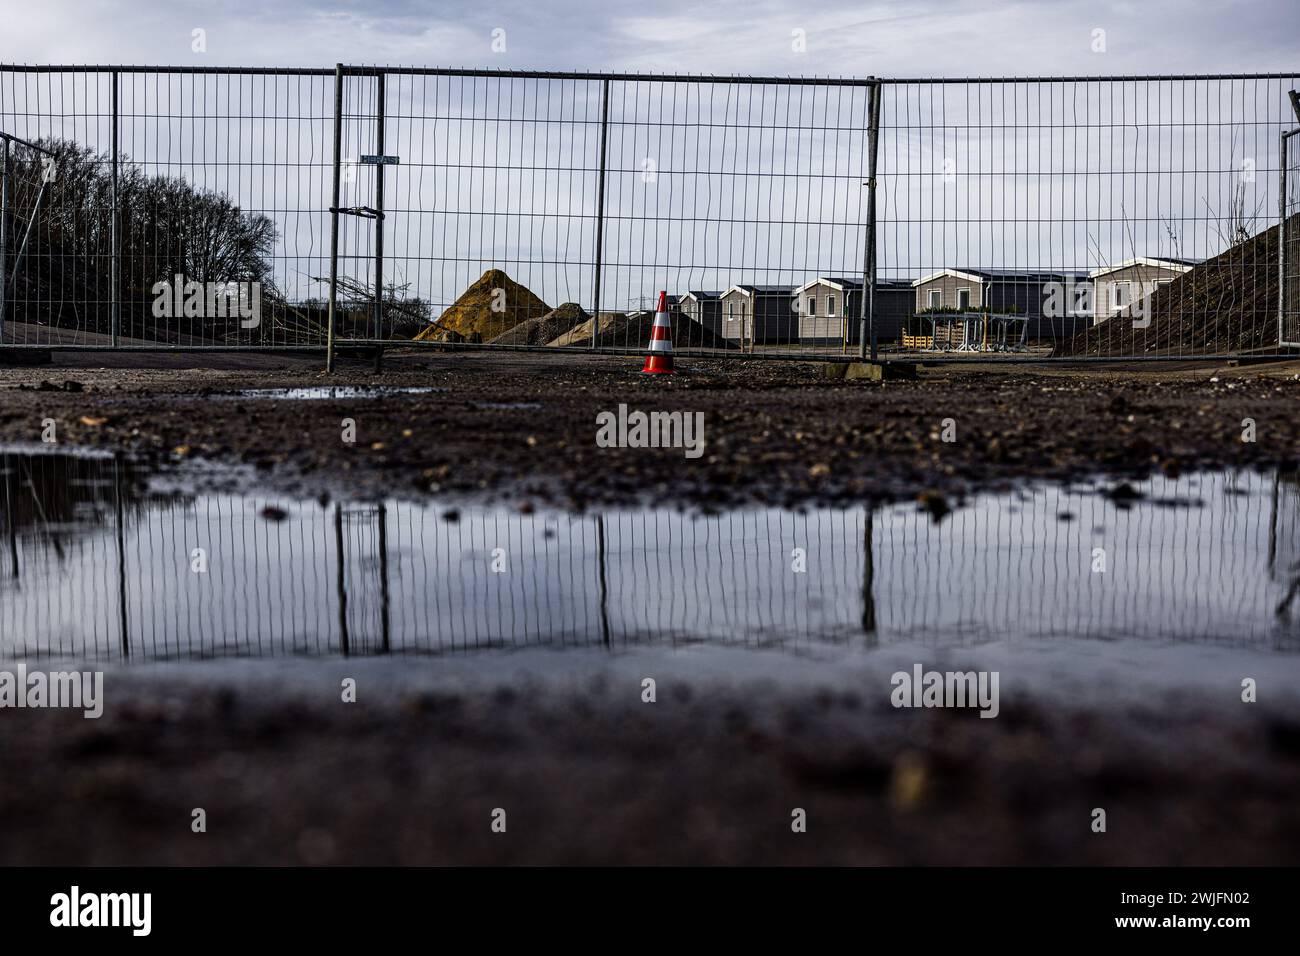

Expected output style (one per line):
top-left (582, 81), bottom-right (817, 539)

top-left (3, 138), bottom-right (279, 341)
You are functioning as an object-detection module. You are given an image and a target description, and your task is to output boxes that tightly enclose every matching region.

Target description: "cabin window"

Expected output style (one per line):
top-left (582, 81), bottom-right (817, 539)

top-left (807, 296), bottom-right (816, 316)
top-left (1111, 281), bottom-right (1132, 312)
top-left (928, 289), bottom-right (942, 310)
top-left (826, 295), bottom-right (836, 317)
top-left (956, 288), bottom-right (971, 311)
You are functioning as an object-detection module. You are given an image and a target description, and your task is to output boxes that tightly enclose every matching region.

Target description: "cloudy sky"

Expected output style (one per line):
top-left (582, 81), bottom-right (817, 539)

top-left (2, 1), bottom-right (1299, 325)
top-left (2, 0), bottom-right (1297, 77)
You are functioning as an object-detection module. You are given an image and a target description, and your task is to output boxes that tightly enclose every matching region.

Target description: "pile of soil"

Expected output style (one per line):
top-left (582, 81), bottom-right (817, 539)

top-left (489, 303), bottom-right (589, 346)
top-left (549, 311), bottom-right (736, 350)
top-left (547, 312), bottom-right (625, 347)
top-left (1059, 219), bottom-right (1294, 357)
top-left (414, 269), bottom-right (551, 343)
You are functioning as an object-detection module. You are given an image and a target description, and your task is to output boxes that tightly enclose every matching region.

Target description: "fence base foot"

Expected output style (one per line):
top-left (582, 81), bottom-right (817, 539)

top-left (824, 361), bottom-right (916, 381)
top-left (0, 349), bottom-right (53, 367)
top-left (327, 345), bottom-right (386, 371)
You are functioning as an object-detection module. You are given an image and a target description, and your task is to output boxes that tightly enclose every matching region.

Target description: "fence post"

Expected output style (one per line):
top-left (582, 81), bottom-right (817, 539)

top-left (372, 70), bottom-right (386, 341)
top-left (377, 502), bottom-right (391, 653)
top-left (1281, 131), bottom-right (1290, 348)
top-left (110, 70), bottom-right (120, 348)
top-left (113, 452), bottom-right (129, 658)
top-left (3, 453), bottom-right (18, 579)
top-left (590, 78), bottom-right (611, 350)
top-left (326, 64), bottom-right (344, 373)
top-left (334, 503), bottom-right (350, 656)
top-left (0, 138), bottom-right (8, 343)
top-left (859, 79), bottom-right (882, 362)
top-left (1279, 128), bottom-right (1289, 348)
top-left (861, 507), bottom-right (876, 639)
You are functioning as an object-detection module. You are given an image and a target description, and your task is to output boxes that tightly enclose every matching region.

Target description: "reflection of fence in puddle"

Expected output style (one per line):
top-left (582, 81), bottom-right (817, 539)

top-left (883, 474), bottom-right (1287, 645)
top-left (1, 451), bottom-right (1299, 661)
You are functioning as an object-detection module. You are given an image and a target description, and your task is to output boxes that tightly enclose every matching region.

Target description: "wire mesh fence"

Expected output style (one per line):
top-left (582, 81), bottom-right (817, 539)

top-left (2, 65), bottom-right (1299, 362)
top-left (0, 68), bottom-right (335, 350)
top-left (326, 69), bottom-right (878, 356)
top-left (884, 77), bottom-right (1300, 360)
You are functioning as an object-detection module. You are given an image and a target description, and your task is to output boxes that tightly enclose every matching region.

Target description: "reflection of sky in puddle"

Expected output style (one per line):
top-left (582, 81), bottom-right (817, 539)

top-left (3, 447), bottom-right (1300, 665)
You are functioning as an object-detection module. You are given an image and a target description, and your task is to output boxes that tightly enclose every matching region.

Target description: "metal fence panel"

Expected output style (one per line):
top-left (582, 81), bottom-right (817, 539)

top-left (880, 76), bottom-right (1300, 361)
top-left (3, 66), bottom-right (1300, 363)
top-left (1, 67), bottom-right (335, 349)
top-left (326, 69), bottom-right (877, 356)
top-left (332, 70), bottom-right (609, 347)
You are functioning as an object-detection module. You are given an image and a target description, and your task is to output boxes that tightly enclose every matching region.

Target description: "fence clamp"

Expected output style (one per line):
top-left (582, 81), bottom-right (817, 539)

top-left (330, 205), bottom-right (384, 220)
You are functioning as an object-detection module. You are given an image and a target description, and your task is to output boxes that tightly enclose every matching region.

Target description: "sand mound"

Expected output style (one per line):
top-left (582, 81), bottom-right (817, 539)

top-left (1058, 219), bottom-right (1294, 357)
top-left (415, 269), bottom-right (551, 343)
top-left (547, 313), bottom-right (624, 348)
top-left (490, 303), bottom-right (590, 345)
top-left (548, 311), bottom-right (736, 350)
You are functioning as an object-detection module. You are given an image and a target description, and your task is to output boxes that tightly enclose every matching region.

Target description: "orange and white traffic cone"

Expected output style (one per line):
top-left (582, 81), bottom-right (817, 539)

top-left (642, 290), bottom-right (675, 375)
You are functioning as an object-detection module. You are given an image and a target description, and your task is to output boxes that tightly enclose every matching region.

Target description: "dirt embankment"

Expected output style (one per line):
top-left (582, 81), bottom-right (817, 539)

top-left (1060, 218), bottom-right (1296, 358)
top-left (1, 355), bottom-right (1299, 509)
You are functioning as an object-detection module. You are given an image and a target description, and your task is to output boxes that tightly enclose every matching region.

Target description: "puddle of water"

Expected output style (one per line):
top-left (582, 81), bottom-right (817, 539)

top-left (219, 386), bottom-right (445, 400)
top-left (2, 447), bottom-right (1299, 666)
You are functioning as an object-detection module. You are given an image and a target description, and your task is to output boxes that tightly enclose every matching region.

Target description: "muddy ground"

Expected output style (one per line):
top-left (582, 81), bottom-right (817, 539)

top-left (4, 653), bottom-right (1299, 866)
top-left (2, 350), bottom-right (1299, 510)
top-left (4, 350), bottom-right (1300, 866)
